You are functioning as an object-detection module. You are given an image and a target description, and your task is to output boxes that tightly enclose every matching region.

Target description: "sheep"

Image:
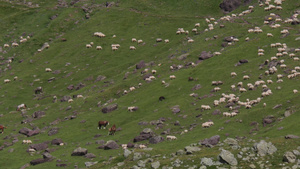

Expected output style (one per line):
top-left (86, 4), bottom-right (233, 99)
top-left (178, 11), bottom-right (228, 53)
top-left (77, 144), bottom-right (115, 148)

top-left (129, 46), bottom-right (136, 50)
top-left (213, 52), bottom-right (222, 56)
top-left (22, 140), bottom-right (32, 144)
top-left (271, 57), bottom-right (278, 61)
top-left (68, 99), bottom-right (73, 103)
top-left (267, 33), bottom-right (273, 37)
top-left (188, 39), bottom-right (194, 43)
top-left (166, 135), bottom-right (177, 140)
top-left (192, 28), bottom-right (197, 33)
top-left (280, 64), bottom-right (287, 69)
top-left (231, 72), bottom-right (237, 77)
top-left (201, 105), bottom-right (211, 110)
top-left (169, 75), bottom-right (176, 80)
top-left (213, 100), bottom-right (219, 106)
top-left (163, 39), bottom-right (169, 43)
top-left (86, 44), bottom-right (92, 48)
top-left (4, 44), bottom-right (9, 48)
top-left (293, 57), bottom-right (299, 61)
top-left (245, 37), bottom-right (250, 41)
top-left (139, 144), bottom-right (147, 149)
top-left (28, 148), bottom-right (36, 152)
top-left (96, 46), bottom-right (102, 50)
top-left (121, 144), bottom-right (128, 149)
top-left (277, 79), bottom-right (283, 83)
top-left (213, 87), bottom-right (221, 92)
top-left (195, 23), bottom-right (200, 27)
top-left (128, 106), bottom-right (137, 112)
top-left (123, 90), bottom-right (128, 94)
top-left (239, 88), bottom-right (247, 93)
top-left (16, 103), bottom-right (27, 111)
top-left (112, 46), bottom-right (118, 51)
top-left (12, 42), bottom-right (19, 47)
top-left (293, 89), bottom-right (298, 94)
top-left (129, 86), bottom-right (136, 91)
top-left (137, 40), bottom-right (143, 44)
top-left (289, 53), bottom-right (295, 58)
top-left (132, 38), bottom-right (137, 42)
top-left (45, 68), bottom-right (52, 72)
top-left (151, 70), bottom-right (157, 74)
top-left (202, 121), bottom-right (214, 128)
top-left (258, 52), bottom-right (264, 56)
top-left (94, 32), bottom-right (106, 37)
top-left (267, 80), bottom-right (273, 84)
top-left (237, 82), bottom-right (243, 87)
top-left (4, 79), bottom-right (11, 83)
top-left (258, 49), bottom-right (265, 53)
top-left (243, 75), bottom-right (250, 80)
top-left (223, 112), bottom-right (231, 117)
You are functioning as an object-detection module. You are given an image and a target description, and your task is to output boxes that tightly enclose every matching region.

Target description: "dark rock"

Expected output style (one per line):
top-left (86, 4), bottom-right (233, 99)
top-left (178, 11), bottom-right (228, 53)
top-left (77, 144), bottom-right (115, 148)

top-left (191, 84), bottom-right (202, 91)
top-left (102, 104), bottom-right (118, 113)
top-left (95, 75), bottom-right (106, 82)
top-left (104, 140), bottom-right (119, 150)
top-left (127, 142), bottom-right (135, 148)
top-left (219, 0), bottom-right (241, 12)
top-left (201, 135), bottom-right (220, 147)
top-left (30, 158), bottom-right (49, 166)
top-left (161, 128), bottom-right (171, 135)
top-left (42, 152), bottom-right (53, 159)
top-left (51, 138), bottom-right (63, 145)
top-left (32, 111), bottom-right (45, 118)
top-left (133, 134), bottom-right (153, 142)
top-left (50, 14), bottom-right (58, 20)
top-left (199, 51), bottom-right (213, 60)
top-left (19, 128), bottom-right (32, 135)
top-left (71, 147), bottom-right (88, 156)
top-left (20, 163), bottom-right (30, 169)
top-left (75, 82), bottom-right (85, 90)
top-left (27, 129), bottom-right (40, 137)
top-left (149, 136), bottom-right (164, 144)
top-left (212, 109), bottom-right (221, 115)
top-left (268, 61), bottom-right (279, 68)
top-left (48, 128), bottom-right (59, 136)
top-left (136, 60), bottom-right (146, 69)
top-left (30, 143), bottom-right (48, 151)
top-left (95, 140), bottom-right (105, 145)
top-left (174, 121), bottom-right (180, 126)
top-left (224, 36), bottom-right (235, 42)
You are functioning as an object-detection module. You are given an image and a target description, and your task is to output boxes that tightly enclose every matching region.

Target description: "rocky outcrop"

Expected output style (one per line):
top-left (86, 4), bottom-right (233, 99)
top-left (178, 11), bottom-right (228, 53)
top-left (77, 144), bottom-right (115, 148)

top-left (71, 147), bottom-right (88, 156)
top-left (218, 149), bottom-right (238, 165)
top-left (104, 140), bottom-right (119, 150)
top-left (253, 140), bottom-right (277, 156)
top-left (102, 104), bottom-right (118, 113)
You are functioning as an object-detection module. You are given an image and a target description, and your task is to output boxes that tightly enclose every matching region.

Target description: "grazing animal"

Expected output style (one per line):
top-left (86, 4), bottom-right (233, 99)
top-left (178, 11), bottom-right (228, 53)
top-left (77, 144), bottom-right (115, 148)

top-left (35, 86), bottom-right (43, 94)
top-left (0, 125), bottom-right (7, 134)
top-left (108, 124), bottom-right (116, 135)
top-left (98, 121), bottom-right (110, 129)
top-left (16, 104), bottom-right (27, 111)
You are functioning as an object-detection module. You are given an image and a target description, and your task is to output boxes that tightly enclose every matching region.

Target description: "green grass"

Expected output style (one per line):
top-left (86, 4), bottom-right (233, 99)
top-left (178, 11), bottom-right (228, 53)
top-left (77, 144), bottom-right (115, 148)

top-left (0, 0), bottom-right (300, 168)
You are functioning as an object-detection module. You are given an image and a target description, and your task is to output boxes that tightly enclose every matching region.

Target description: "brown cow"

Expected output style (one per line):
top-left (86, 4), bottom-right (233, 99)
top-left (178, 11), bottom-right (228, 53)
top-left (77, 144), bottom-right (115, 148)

top-left (0, 125), bottom-right (7, 134)
top-left (98, 121), bottom-right (109, 129)
top-left (108, 124), bottom-right (116, 135)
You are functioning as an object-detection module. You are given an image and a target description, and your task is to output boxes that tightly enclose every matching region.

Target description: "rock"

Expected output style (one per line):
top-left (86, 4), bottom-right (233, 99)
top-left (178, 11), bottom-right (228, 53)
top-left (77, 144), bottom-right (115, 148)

top-left (171, 107), bottom-right (180, 114)
top-left (149, 136), bottom-right (164, 144)
top-left (201, 157), bottom-right (213, 166)
top-left (224, 36), bottom-right (235, 42)
top-left (8, 148), bottom-right (14, 153)
top-left (48, 128), bottom-right (59, 136)
top-left (137, 160), bottom-right (146, 167)
top-left (32, 111), bottom-right (45, 118)
top-left (124, 149), bottom-right (132, 158)
top-left (51, 138), bottom-right (63, 145)
top-left (200, 135), bottom-right (220, 147)
top-left (151, 161), bottom-right (160, 169)
top-left (85, 161), bottom-right (98, 168)
top-left (134, 134), bottom-right (153, 142)
top-left (249, 164), bottom-right (256, 168)
top-left (75, 82), bottom-right (85, 90)
top-left (60, 96), bottom-right (71, 102)
top-left (95, 140), bottom-right (105, 145)
top-left (283, 151), bottom-right (297, 163)
top-left (184, 146), bottom-right (201, 154)
top-left (85, 153), bottom-right (96, 159)
top-left (285, 135), bottom-right (299, 139)
top-left (56, 164), bottom-right (67, 167)
top-left (272, 104), bottom-right (282, 109)
top-left (104, 140), bottom-right (119, 150)
top-left (199, 51), bottom-right (213, 60)
top-left (219, 0), bottom-right (241, 12)
top-left (176, 149), bottom-right (185, 155)
top-left (239, 59), bottom-right (248, 64)
top-left (178, 53), bottom-right (189, 60)
top-left (30, 158), bottom-right (49, 165)
top-left (71, 147), bottom-right (88, 156)
top-left (133, 152), bottom-right (142, 161)
top-left (27, 129), bottom-right (40, 137)
top-left (102, 104), bottom-right (118, 113)
top-left (224, 138), bottom-right (238, 146)
top-left (218, 149), bottom-right (238, 165)
top-left (42, 152), bottom-right (53, 159)
top-left (19, 128), bottom-right (32, 135)
top-left (30, 143), bottom-right (48, 151)
top-left (117, 162), bottom-right (124, 167)
top-left (253, 140), bottom-right (277, 156)
top-left (191, 84), bottom-right (202, 91)
top-left (136, 60), bottom-right (146, 69)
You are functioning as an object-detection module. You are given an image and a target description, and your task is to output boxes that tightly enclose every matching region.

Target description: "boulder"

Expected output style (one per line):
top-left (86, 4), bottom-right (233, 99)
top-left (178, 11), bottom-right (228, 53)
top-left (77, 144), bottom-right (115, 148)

top-left (224, 138), bottom-right (238, 146)
top-left (30, 143), bottom-right (48, 151)
top-left (48, 128), bottom-right (59, 136)
top-left (104, 140), bottom-right (119, 150)
top-left (283, 151), bottom-right (296, 163)
top-left (149, 136), bottom-right (164, 144)
top-left (218, 149), bottom-right (238, 165)
top-left (124, 149), bottom-right (132, 158)
top-left (30, 158), bottom-right (49, 166)
top-left (253, 140), bottom-right (277, 156)
top-left (19, 128), bottom-right (32, 135)
top-left (20, 163), bottom-right (30, 169)
top-left (239, 59), bottom-right (248, 64)
top-left (75, 82), bottom-right (85, 90)
top-left (133, 152), bottom-right (142, 161)
top-left (151, 161), bottom-right (160, 169)
top-left (219, 0), bottom-right (241, 12)
top-left (32, 111), bottom-right (45, 118)
top-left (136, 60), bottom-right (145, 69)
top-left (51, 138), bottom-right (63, 145)
top-left (60, 96), bottom-right (71, 102)
top-left (102, 104), bottom-right (118, 113)
top-left (201, 135), bottom-right (220, 147)
top-left (42, 152), bottom-right (53, 159)
top-left (224, 36), bottom-right (235, 42)
top-left (71, 147), bottom-right (88, 156)
top-left (56, 164), bottom-right (67, 167)
top-left (85, 153), bottom-right (96, 159)
top-left (199, 51), bottom-right (213, 60)
top-left (191, 84), bottom-right (202, 91)
top-left (27, 129), bottom-right (40, 137)
top-left (185, 146), bottom-right (201, 154)
top-left (133, 134), bottom-right (152, 142)
top-left (201, 157), bottom-right (214, 166)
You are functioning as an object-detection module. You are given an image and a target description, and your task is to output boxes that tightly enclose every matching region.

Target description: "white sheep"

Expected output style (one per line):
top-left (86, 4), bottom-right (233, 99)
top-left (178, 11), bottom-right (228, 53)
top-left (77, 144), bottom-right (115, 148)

top-left (4, 79), bottom-right (11, 83)
top-left (132, 38), bottom-right (137, 42)
top-left (166, 135), bottom-right (177, 140)
top-left (12, 42), bottom-right (19, 47)
top-left (137, 40), bottom-right (143, 44)
top-left (68, 99), bottom-right (74, 103)
top-left (45, 68), bottom-right (52, 72)
top-left (96, 46), bottom-right (102, 50)
top-left (169, 75), bottom-right (176, 79)
top-left (195, 23), bottom-right (200, 27)
top-left (86, 44), bottom-right (92, 48)
top-left (164, 39), bottom-right (169, 43)
top-left (129, 46), bottom-right (136, 50)
top-left (293, 89), bottom-right (298, 94)
top-left (188, 39), bottom-right (194, 43)
top-left (231, 72), bottom-right (237, 77)
top-left (293, 57), bottom-right (299, 61)
top-left (243, 75), bottom-right (250, 80)
top-left (4, 44), bottom-right (9, 48)
top-left (129, 86), bottom-right (136, 91)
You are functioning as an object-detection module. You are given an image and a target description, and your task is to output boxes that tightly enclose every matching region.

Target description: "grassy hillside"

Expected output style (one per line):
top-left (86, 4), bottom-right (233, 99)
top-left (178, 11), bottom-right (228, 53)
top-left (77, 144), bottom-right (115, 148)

top-left (0, 0), bottom-right (299, 168)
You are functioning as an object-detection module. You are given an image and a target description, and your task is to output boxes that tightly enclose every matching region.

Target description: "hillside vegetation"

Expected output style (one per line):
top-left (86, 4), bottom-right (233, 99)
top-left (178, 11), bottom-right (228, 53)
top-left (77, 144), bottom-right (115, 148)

top-left (0, 0), bottom-right (299, 168)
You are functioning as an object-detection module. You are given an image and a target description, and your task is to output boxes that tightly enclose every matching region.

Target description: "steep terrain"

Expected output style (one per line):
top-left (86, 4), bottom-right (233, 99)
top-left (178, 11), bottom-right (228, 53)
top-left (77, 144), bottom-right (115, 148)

top-left (0, 0), bottom-right (299, 168)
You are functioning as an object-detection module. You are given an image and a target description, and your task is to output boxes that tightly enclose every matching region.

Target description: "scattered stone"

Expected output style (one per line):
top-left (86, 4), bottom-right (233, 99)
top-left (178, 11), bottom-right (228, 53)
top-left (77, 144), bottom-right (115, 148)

top-left (102, 104), bottom-right (118, 113)
top-left (253, 140), bottom-right (277, 156)
top-left (85, 161), bottom-right (98, 168)
top-left (85, 153), bottom-right (96, 159)
top-left (71, 147), bottom-right (88, 156)
top-left (200, 135), bottom-right (220, 147)
top-left (30, 143), bottom-right (48, 151)
top-left (176, 149), bottom-right (185, 155)
top-left (133, 152), bottom-right (142, 161)
top-left (184, 146), bottom-right (201, 155)
top-left (218, 149), bottom-right (238, 166)
top-left (48, 127), bottom-right (59, 136)
top-left (201, 157), bottom-right (213, 166)
top-left (149, 136), bottom-right (164, 144)
top-left (285, 135), bottom-right (299, 139)
top-left (104, 140), bottom-right (119, 150)
top-left (283, 151), bottom-right (297, 163)
top-left (124, 149), bottom-right (132, 158)
top-left (151, 161), bottom-right (160, 169)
